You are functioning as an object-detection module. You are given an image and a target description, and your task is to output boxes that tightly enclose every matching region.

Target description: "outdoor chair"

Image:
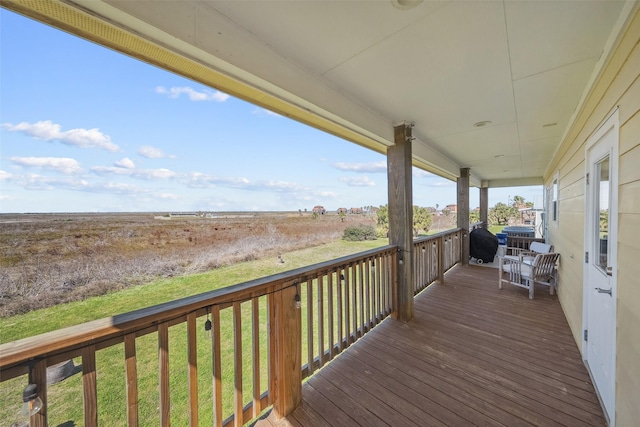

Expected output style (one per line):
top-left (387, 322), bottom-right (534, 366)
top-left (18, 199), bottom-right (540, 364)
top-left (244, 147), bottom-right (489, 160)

top-left (499, 252), bottom-right (560, 299)
top-left (509, 241), bottom-right (553, 260)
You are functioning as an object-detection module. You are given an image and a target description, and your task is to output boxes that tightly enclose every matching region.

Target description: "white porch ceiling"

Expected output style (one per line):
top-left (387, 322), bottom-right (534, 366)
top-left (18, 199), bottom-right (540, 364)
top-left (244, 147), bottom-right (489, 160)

top-left (10, 0), bottom-right (631, 187)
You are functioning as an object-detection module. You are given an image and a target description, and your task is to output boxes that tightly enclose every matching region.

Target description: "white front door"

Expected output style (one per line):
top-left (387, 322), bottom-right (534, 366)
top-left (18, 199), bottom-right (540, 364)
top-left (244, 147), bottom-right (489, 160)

top-left (584, 110), bottom-right (618, 424)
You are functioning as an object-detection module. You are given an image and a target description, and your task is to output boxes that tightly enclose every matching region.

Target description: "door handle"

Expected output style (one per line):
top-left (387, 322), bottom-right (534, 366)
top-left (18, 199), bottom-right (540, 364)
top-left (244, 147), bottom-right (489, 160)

top-left (606, 266), bottom-right (613, 276)
top-left (596, 287), bottom-right (612, 296)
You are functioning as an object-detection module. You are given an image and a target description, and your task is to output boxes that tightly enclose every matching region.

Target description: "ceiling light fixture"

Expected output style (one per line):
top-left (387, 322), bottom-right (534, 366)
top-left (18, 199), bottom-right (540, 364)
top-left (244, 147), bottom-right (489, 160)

top-left (473, 121), bottom-right (492, 127)
top-left (542, 122), bottom-right (558, 128)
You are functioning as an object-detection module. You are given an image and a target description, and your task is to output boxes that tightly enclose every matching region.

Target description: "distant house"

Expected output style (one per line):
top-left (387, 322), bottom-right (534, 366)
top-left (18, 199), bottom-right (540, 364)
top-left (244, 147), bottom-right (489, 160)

top-left (518, 206), bottom-right (536, 226)
top-left (312, 205), bottom-right (326, 214)
top-left (337, 208), bottom-right (347, 215)
top-left (169, 212), bottom-right (198, 218)
top-left (443, 204), bottom-right (457, 214)
top-left (349, 207), bottom-right (363, 214)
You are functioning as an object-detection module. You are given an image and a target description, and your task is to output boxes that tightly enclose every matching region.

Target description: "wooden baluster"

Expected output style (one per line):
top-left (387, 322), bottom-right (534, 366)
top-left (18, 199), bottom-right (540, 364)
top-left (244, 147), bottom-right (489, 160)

top-left (124, 333), bottom-right (138, 427)
top-left (416, 245), bottom-right (421, 293)
top-left (350, 264), bottom-right (357, 343)
top-left (327, 271), bottom-right (335, 359)
top-left (374, 255), bottom-right (380, 323)
top-left (82, 345), bottom-right (98, 427)
top-left (158, 323), bottom-right (170, 427)
top-left (338, 270), bottom-right (344, 351)
top-left (187, 312), bottom-right (198, 426)
top-left (306, 278), bottom-right (314, 375)
top-left (212, 305), bottom-right (222, 426)
top-left (252, 297), bottom-right (261, 418)
top-left (438, 236), bottom-right (445, 284)
top-left (31, 358), bottom-right (47, 427)
top-left (233, 302), bottom-right (243, 427)
top-left (342, 267), bottom-right (349, 349)
top-left (358, 261), bottom-right (365, 336)
top-left (267, 293), bottom-right (276, 406)
top-left (382, 254), bottom-right (388, 315)
top-left (365, 258), bottom-right (372, 331)
top-left (390, 251), bottom-right (397, 317)
top-left (317, 274), bottom-right (325, 368)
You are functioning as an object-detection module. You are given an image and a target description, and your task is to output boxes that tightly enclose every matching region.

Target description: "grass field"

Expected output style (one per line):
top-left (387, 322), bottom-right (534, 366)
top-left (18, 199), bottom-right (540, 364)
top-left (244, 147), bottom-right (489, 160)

top-left (0, 212), bottom-right (377, 316)
top-left (0, 237), bottom-right (384, 426)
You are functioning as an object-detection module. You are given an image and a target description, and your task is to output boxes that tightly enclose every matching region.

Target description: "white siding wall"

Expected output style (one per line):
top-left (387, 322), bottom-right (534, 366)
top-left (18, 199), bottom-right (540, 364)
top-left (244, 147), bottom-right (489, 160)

top-left (546, 7), bottom-right (640, 425)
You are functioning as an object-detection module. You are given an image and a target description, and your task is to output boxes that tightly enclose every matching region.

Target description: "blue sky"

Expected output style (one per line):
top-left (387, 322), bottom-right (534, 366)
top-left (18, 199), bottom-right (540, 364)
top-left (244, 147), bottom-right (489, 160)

top-left (0, 10), bottom-right (541, 213)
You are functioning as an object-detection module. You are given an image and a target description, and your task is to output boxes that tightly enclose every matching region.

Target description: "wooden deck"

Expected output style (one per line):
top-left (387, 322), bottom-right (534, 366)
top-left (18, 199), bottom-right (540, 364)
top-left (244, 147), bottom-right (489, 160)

top-left (256, 264), bottom-right (605, 426)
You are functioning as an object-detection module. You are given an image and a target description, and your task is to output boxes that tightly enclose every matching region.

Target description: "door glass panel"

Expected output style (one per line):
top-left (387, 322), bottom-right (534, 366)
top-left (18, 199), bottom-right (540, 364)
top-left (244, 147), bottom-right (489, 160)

top-left (595, 157), bottom-right (610, 272)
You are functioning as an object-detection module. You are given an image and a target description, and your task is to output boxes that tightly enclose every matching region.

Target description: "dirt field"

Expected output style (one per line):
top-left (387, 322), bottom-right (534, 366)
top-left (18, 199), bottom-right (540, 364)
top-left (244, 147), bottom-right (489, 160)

top-left (0, 211), bottom-right (376, 317)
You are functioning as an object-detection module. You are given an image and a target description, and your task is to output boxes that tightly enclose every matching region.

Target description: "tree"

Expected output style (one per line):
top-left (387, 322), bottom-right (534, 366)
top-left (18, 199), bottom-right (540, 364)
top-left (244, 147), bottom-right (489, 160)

top-left (469, 210), bottom-right (480, 224)
top-left (512, 195), bottom-right (533, 208)
top-left (489, 202), bottom-right (518, 225)
top-left (413, 206), bottom-right (433, 236)
top-left (376, 204), bottom-right (389, 237)
top-left (342, 225), bottom-right (377, 241)
top-left (375, 204), bottom-right (433, 236)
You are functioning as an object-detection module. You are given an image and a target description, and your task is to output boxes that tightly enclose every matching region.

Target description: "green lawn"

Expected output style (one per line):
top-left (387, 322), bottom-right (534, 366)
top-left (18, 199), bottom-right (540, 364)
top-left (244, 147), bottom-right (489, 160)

top-left (488, 225), bottom-right (505, 235)
top-left (0, 238), bottom-right (385, 426)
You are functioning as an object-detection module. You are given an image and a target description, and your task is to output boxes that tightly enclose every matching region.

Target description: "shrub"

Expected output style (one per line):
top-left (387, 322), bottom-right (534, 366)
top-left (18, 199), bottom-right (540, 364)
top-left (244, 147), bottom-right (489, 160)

top-left (342, 225), bottom-right (377, 241)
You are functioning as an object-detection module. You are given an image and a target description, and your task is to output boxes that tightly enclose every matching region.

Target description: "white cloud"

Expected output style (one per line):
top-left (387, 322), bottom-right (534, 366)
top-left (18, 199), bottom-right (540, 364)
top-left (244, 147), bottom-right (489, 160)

top-left (91, 165), bottom-right (177, 180)
top-left (88, 182), bottom-right (147, 194)
top-left (3, 171), bottom-right (150, 195)
top-left (133, 168), bottom-right (177, 180)
top-left (339, 176), bottom-right (376, 187)
top-left (10, 156), bottom-right (83, 174)
top-left (4, 173), bottom-right (71, 190)
top-left (155, 86), bottom-right (230, 102)
top-left (252, 107), bottom-right (281, 117)
top-left (115, 158), bottom-right (135, 169)
top-left (2, 120), bottom-right (120, 152)
top-left (182, 172), bottom-right (250, 188)
top-left (90, 166), bottom-right (131, 176)
top-left (158, 193), bottom-right (179, 200)
top-left (138, 145), bottom-right (176, 159)
top-left (0, 195), bottom-right (9, 201)
top-left (0, 170), bottom-right (12, 180)
top-left (333, 161), bottom-right (386, 173)
top-left (412, 169), bottom-right (434, 178)
top-left (257, 180), bottom-right (306, 192)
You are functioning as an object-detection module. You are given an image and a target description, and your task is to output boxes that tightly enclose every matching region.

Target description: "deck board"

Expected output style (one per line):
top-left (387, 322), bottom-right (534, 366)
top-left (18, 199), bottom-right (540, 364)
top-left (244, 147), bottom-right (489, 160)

top-left (256, 265), bottom-right (605, 426)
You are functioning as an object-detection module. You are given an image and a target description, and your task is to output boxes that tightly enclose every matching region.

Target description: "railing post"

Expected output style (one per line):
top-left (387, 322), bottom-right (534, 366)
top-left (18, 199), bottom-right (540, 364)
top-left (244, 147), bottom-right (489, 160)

top-left (480, 186), bottom-right (489, 227)
top-left (387, 122), bottom-right (414, 322)
top-left (271, 284), bottom-right (301, 419)
top-left (457, 168), bottom-right (470, 266)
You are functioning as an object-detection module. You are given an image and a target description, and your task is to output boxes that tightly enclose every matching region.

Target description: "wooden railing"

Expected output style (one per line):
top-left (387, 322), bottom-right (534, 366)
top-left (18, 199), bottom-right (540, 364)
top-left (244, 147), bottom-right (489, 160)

top-left (0, 246), bottom-right (397, 426)
top-left (0, 229), bottom-right (464, 426)
top-left (470, 221), bottom-right (486, 230)
top-left (506, 236), bottom-right (546, 255)
top-left (413, 228), bottom-right (462, 295)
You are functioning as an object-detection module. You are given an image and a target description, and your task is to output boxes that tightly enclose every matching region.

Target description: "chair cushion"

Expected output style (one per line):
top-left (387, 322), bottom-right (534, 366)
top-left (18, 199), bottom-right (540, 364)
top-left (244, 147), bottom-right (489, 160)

top-left (502, 262), bottom-right (533, 279)
top-left (529, 242), bottom-right (551, 253)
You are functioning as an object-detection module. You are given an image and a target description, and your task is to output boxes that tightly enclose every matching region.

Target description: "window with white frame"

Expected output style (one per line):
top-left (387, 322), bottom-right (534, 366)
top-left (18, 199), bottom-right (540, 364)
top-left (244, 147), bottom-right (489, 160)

top-left (551, 176), bottom-right (559, 222)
